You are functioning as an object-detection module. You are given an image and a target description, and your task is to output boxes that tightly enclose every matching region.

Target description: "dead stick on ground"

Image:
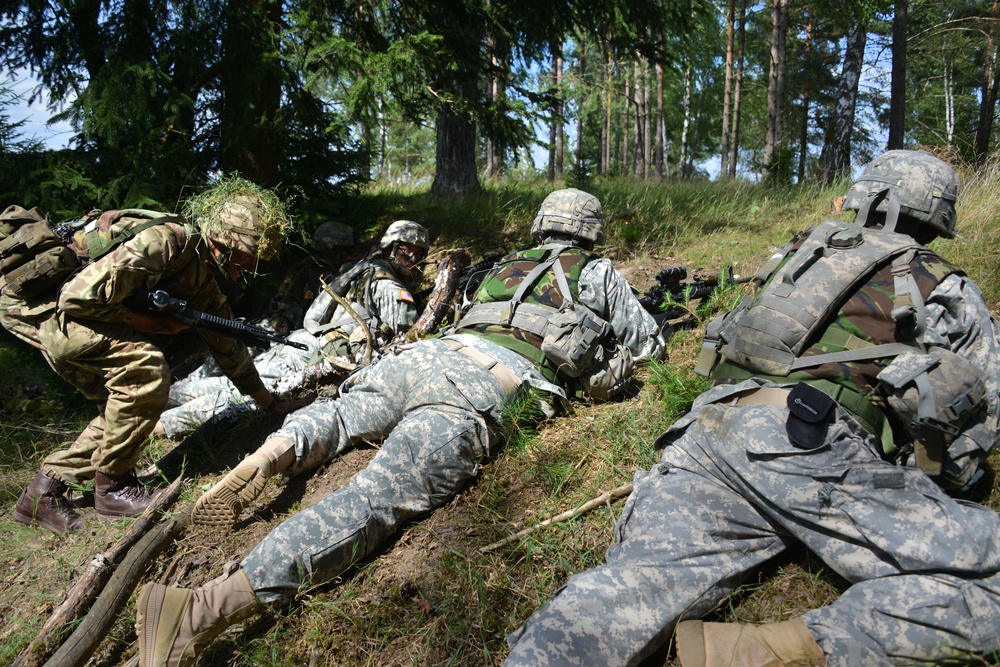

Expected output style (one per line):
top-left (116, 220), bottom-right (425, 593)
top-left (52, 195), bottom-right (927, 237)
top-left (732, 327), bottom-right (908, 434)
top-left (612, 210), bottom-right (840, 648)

top-left (45, 513), bottom-right (191, 667)
top-left (12, 476), bottom-right (184, 667)
top-left (478, 481), bottom-right (634, 554)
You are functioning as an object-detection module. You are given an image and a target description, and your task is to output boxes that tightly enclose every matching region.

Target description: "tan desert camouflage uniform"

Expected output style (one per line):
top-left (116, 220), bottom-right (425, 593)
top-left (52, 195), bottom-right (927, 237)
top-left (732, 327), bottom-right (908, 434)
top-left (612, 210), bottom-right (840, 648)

top-left (3, 215), bottom-right (263, 485)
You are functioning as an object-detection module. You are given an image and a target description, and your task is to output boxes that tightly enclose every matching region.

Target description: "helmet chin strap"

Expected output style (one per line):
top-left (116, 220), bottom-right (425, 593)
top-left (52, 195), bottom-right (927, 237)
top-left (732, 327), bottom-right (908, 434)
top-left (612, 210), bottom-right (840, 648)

top-left (855, 187), bottom-right (902, 233)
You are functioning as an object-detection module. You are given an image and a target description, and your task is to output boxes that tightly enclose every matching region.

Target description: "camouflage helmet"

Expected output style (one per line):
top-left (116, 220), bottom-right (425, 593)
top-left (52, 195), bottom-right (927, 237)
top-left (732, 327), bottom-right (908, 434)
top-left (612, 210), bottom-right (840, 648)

top-left (312, 221), bottom-right (357, 254)
top-left (842, 150), bottom-right (959, 239)
top-left (188, 176), bottom-right (293, 262)
top-left (530, 188), bottom-right (605, 244)
top-left (379, 220), bottom-right (430, 250)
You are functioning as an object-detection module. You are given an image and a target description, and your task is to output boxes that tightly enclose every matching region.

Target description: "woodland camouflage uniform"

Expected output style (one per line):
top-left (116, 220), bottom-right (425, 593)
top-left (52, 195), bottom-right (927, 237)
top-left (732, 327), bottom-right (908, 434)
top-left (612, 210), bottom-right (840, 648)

top-left (503, 151), bottom-right (1000, 667)
top-left (134, 188), bottom-right (666, 667)
top-left (5, 184), bottom-right (301, 532)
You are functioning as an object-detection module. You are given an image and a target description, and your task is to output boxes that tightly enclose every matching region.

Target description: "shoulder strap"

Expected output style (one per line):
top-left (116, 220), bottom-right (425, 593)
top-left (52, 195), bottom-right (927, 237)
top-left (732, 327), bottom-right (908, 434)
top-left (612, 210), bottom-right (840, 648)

top-left (86, 214), bottom-right (185, 261)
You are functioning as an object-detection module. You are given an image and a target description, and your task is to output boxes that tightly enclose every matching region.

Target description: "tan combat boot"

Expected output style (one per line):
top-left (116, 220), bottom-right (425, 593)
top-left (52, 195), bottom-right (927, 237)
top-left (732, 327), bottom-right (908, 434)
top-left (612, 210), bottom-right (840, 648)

top-left (136, 561), bottom-right (262, 667)
top-left (191, 437), bottom-right (295, 528)
top-left (676, 619), bottom-right (826, 667)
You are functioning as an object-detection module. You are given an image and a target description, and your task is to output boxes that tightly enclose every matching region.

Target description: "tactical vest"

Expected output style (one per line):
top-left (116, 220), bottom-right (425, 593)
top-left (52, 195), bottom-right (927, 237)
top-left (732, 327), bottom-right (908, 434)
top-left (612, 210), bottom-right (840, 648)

top-left (454, 244), bottom-right (602, 381)
top-left (702, 220), bottom-right (962, 451)
top-left (0, 207), bottom-right (183, 300)
top-left (311, 258), bottom-right (404, 340)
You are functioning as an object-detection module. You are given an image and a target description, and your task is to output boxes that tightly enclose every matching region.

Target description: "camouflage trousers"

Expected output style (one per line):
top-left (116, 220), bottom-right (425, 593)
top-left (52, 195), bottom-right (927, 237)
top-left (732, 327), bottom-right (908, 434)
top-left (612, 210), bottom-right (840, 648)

top-left (159, 330), bottom-right (318, 437)
top-left (240, 337), bottom-right (521, 607)
top-left (32, 312), bottom-right (170, 484)
top-left (504, 387), bottom-right (1000, 667)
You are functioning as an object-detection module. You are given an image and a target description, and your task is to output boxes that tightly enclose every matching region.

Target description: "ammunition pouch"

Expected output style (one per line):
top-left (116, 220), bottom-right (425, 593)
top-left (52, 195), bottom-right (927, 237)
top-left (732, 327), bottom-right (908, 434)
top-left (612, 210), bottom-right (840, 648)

top-left (0, 218), bottom-right (81, 299)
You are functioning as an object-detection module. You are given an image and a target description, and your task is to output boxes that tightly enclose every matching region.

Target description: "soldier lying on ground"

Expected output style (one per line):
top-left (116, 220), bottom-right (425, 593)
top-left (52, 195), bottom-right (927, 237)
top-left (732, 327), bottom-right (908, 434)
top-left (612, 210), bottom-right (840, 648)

top-left (3, 178), bottom-right (312, 533)
top-left (133, 188), bottom-right (666, 667)
top-left (503, 150), bottom-right (1000, 667)
top-left (155, 220), bottom-right (429, 439)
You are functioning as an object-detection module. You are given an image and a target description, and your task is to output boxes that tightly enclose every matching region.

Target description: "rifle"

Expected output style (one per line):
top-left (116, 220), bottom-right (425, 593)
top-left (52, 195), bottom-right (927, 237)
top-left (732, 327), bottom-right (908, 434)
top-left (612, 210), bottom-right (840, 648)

top-left (639, 265), bottom-right (754, 323)
top-left (127, 288), bottom-right (309, 350)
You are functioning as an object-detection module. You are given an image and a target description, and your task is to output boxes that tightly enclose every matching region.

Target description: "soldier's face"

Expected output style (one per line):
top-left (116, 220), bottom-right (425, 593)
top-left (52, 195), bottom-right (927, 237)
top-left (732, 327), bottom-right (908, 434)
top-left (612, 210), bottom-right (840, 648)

top-left (394, 242), bottom-right (426, 270)
top-left (223, 248), bottom-right (258, 280)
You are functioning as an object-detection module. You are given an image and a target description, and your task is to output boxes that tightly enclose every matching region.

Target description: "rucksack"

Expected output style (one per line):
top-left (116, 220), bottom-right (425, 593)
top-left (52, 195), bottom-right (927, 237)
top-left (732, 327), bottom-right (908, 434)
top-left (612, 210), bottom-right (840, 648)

top-left (0, 206), bottom-right (182, 300)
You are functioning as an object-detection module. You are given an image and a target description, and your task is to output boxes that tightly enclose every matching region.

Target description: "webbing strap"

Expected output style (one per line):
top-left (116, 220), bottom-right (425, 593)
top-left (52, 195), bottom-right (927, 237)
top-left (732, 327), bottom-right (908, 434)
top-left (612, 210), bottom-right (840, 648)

top-left (86, 215), bottom-right (184, 261)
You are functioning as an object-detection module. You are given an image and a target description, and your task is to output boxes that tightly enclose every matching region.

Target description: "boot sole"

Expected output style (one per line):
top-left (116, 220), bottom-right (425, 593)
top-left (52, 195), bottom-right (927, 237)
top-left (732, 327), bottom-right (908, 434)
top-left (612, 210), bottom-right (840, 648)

top-left (136, 582), bottom-right (191, 667)
top-left (191, 465), bottom-right (267, 528)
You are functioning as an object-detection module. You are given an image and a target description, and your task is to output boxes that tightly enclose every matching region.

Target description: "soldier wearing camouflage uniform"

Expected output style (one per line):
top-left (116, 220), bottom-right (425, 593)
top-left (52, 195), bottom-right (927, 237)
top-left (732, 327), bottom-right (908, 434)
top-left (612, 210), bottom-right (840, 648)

top-left (133, 188), bottom-right (666, 667)
top-left (156, 221), bottom-right (425, 439)
top-left (503, 151), bottom-right (1000, 667)
top-left (7, 183), bottom-right (308, 533)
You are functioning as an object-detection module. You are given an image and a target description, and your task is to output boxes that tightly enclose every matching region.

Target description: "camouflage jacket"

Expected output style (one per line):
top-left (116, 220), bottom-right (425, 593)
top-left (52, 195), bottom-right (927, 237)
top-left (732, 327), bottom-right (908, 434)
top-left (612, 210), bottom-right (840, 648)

top-left (57, 216), bottom-right (264, 395)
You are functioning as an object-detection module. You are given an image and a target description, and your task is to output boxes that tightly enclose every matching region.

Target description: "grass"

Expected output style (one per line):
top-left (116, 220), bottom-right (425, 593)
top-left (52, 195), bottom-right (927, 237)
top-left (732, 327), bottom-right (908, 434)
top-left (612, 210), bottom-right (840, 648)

top-left (1, 166), bottom-right (999, 665)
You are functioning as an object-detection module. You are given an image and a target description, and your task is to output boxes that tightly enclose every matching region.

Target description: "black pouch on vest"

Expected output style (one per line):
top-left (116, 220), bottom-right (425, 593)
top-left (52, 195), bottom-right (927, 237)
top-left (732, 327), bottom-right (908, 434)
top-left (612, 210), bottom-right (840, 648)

top-left (786, 382), bottom-right (836, 449)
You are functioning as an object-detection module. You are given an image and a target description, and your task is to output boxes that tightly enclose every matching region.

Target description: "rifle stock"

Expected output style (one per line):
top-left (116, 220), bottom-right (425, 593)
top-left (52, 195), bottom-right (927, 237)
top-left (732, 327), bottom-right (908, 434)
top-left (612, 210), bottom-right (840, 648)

top-left (128, 288), bottom-right (309, 351)
top-left (639, 265), bottom-right (753, 321)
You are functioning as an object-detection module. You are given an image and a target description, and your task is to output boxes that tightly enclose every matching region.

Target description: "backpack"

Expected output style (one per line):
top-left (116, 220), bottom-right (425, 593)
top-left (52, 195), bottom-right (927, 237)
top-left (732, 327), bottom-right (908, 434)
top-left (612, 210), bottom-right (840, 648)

top-left (0, 206), bottom-right (182, 300)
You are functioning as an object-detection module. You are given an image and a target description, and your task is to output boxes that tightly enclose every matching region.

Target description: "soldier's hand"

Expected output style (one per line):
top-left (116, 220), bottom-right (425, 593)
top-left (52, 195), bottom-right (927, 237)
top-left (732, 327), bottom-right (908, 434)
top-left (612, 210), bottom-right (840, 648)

top-left (269, 396), bottom-right (316, 418)
top-left (129, 312), bottom-right (192, 335)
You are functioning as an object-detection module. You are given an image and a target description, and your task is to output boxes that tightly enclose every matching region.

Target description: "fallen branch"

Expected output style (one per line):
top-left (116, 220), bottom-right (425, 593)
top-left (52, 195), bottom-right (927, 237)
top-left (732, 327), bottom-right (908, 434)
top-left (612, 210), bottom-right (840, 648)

top-left (478, 481), bottom-right (634, 554)
top-left (45, 513), bottom-right (190, 667)
top-left (408, 249), bottom-right (470, 338)
top-left (12, 476), bottom-right (184, 667)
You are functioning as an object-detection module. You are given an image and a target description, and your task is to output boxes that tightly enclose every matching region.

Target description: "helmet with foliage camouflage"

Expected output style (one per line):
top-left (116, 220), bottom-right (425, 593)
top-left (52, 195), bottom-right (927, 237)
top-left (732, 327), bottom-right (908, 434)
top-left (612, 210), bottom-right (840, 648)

top-left (187, 175), bottom-right (293, 263)
top-left (842, 150), bottom-right (959, 239)
top-left (379, 220), bottom-right (430, 251)
top-left (530, 188), bottom-right (605, 244)
top-left (312, 221), bottom-right (357, 254)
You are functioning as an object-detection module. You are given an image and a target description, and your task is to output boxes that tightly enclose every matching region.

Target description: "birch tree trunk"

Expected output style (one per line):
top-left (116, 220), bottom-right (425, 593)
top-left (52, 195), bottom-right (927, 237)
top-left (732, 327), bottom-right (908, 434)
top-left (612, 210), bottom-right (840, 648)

top-left (762, 0), bottom-right (789, 183)
top-left (819, 18), bottom-right (867, 183)
top-left (730, 0), bottom-right (747, 178)
top-left (887, 0), bottom-right (907, 150)
top-left (721, 0), bottom-right (736, 180)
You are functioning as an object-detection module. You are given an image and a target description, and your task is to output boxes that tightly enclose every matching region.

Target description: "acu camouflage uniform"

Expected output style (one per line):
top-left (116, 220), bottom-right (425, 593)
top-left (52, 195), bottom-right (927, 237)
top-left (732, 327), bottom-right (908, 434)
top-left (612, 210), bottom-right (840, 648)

top-left (0, 210), bottom-right (264, 485)
top-left (504, 227), bottom-right (1000, 664)
top-left (237, 240), bottom-right (664, 607)
top-left (157, 256), bottom-right (418, 438)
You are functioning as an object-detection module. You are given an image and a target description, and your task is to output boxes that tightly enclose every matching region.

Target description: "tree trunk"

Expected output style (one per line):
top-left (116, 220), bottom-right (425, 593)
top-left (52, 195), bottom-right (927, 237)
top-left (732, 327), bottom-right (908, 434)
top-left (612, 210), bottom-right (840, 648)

top-left (430, 6), bottom-right (482, 195)
top-left (484, 29), bottom-right (505, 180)
top-left (602, 47), bottom-right (612, 174)
top-left (819, 18), bottom-right (867, 183)
top-left (680, 63), bottom-right (692, 178)
top-left (730, 0), bottom-right (747, 178)
top-left (762, 0), bottom-right (789, 183)
top-left (887, 0), bottom-right (907, 150)
top-left (720, 0), bottom-right (736, 180)
top-left (655, 62), bottom-right (665, 178)
top-left (643, 60), bottom-right (652, 179)
top-left (577, 37), bottom-right (586, 177)
top-left (555, 44), bottom-right (564, 182)
top-left (974, 0), bottom-right (1000, 167)
top-left (797, 12), bottom-right (812, 183)
top-left (219, 0), bottom-right (284, 187)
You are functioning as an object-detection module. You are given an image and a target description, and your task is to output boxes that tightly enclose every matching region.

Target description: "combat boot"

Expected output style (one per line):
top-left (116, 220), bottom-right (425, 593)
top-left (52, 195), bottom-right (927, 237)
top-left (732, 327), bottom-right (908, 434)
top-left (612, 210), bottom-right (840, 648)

top-left (13, 471), bottom-right (85, 533)
top-left (192, 437), bottom-right (295, 528)
top-left (676, 619), bottom-right (826, 667)
top-left (136, 561), bottom-right (262, 667)
top-left (94, 470), bottom-right (162, 518)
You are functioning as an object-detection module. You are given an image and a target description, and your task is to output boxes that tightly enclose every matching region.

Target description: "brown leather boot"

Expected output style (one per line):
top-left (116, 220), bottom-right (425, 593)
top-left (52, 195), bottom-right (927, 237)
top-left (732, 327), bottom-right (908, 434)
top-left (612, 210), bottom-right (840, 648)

top-left (94, 470), bottom-right (162, 518)
top-left (136, 561), bottom-right (262, 667)
top-left (192, 437), bottom-right (295, 528)
top-left (13, 471), bottom-right (85, 533)
top-left (676, 619), bottom-right (826, 667)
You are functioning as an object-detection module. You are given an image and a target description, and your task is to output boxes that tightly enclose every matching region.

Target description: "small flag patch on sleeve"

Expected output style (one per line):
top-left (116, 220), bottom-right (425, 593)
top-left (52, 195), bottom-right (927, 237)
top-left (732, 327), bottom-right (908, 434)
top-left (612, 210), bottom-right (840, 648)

top-left (399, 289), bottom-right (414, 302)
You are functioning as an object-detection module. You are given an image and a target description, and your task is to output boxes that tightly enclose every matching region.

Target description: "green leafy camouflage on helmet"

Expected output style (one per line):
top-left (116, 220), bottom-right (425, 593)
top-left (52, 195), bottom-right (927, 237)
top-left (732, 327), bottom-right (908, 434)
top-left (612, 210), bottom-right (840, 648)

top-left (312, 221), bottom-right (358, 254)
top-left (530, 188), bottom-right (605, 244)
top-left (186, 175), bottom-right (295, 262)
top-left (842, 149), bottom-right (959, 239)
top-left (379, 220), bottom-right (430, 250)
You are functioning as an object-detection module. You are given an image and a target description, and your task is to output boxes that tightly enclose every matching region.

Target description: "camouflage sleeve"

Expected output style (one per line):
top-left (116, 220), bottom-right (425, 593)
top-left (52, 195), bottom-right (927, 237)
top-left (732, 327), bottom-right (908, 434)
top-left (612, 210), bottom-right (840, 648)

top-left (368, 278), bottom-right (419, 338)
top-left (578, 258), bottom-right (665, 362)
top-left (922, 273), bottom-right (1000, 454)
top-left (57, 224), bottom-right (186, 324)
top-left (302, 289), bottom-right (336, 334)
